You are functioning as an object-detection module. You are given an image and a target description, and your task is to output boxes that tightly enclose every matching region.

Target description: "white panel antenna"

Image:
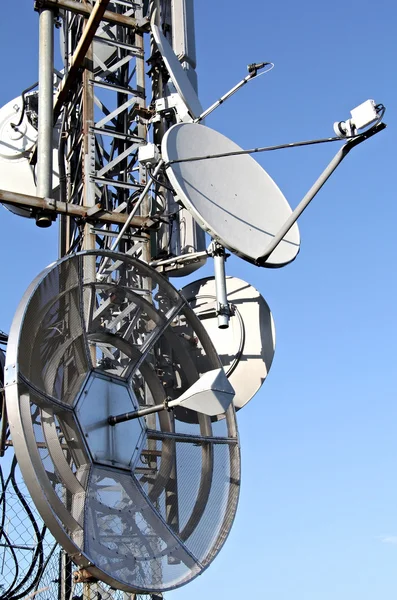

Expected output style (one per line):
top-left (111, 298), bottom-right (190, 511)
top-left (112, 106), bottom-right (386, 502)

top-left (182, 276), bottom-right (276, 412)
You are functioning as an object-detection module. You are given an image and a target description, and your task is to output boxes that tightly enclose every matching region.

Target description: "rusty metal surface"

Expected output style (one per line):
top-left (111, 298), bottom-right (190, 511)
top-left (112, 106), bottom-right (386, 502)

top-left (0, 189), bottom-right (153, 227)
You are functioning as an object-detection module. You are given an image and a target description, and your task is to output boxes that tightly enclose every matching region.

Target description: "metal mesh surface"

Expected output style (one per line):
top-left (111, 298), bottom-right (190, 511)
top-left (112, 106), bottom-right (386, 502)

top-left (5, 251), bottom-right (241, 593)
top-left (0, 454), bottom-right (155, 600)
top-left (18, 256), bottom-right (89, 405)
top-left (85, 466), bottom-right (201, 591)
top-left (0, 455), bottom-right (64, 600)
top-left (182, 441), bottom-right (240, 567)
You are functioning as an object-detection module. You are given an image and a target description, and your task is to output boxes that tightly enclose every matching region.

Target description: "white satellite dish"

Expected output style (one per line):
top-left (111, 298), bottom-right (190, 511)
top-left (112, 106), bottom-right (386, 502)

top-left (151, 21), bottom-right (203, 120)
top-left (0, 96), bottom-right (39, 217)
top-left (0, 96), bottom-right (59, 217)
top-left (182, 276), bottom-right (276, 412)
top-left (5, 250), bottom-right (240, 594)
top-left (162, 122), bottom-right (301, 267)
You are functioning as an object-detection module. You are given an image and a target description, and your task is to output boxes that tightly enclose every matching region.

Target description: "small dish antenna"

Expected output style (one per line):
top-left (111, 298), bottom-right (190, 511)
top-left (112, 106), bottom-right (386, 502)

top-left (182, 276), bottom-right (276, 413)
top-left (162, 122), bottom-right (300, 267)
top-left (5, 250), bottom-right (240, 594)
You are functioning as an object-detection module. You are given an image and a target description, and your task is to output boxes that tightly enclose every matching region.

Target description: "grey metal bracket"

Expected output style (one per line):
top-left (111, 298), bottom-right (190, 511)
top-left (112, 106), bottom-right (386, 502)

top-left (256, 123), bottom-right (386, 265)
top-left (208, 241), bottom-right (231, 329)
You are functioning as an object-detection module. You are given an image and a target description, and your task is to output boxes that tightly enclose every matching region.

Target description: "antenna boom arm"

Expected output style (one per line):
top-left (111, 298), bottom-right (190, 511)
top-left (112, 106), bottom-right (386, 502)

top-left (256, 123), bottom-right (386, 265)
top-left (194, 62), bottom-right (273, 123)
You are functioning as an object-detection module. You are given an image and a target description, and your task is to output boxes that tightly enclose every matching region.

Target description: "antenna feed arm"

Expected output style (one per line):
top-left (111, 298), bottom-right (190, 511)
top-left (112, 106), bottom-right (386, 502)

top-left (195, 61), bottom-right (273, 123)
top-left (256, 123), bottom-right (386, 266)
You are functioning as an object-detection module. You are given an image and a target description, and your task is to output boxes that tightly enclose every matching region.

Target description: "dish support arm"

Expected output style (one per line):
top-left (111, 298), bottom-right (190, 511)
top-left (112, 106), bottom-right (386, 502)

top-left (256, 124), bottom-right (385, 265)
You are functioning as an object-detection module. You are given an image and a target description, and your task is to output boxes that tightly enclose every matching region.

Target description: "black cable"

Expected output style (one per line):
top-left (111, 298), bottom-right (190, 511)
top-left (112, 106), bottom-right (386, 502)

top-left (0, 465), bottom-right (6, 527)
top-left (127, 188), bottom-right (143, 212)
top-left (2, 456), bottom-right (47, 600)
top-left (33, 540), bottom-right (58, 595)
top-left (166, 109), bottom-right (387, 166)
top-left (10, 520), bottom-right (46, 600)
top-left (147, 168), bottom-right (174, 192)
top-left (25, 536), bottom-right (56, 598)
top-left (0, 464), bottom-right (19, 598)
top-left (0, 389), bottom-right (8, 458)
top-left (10, 81), bottom-right (38, 130)
top-left (0, 529), bottom-right (20, 598)
top-left (66, 226), bottom-right (84, 255)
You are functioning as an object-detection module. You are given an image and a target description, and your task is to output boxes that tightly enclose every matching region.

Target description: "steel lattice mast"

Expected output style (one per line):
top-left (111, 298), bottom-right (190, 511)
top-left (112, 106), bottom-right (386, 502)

top-left (1, 1), bottom-right (205, 598)
top-left (0, 1), bottom-right (386, 598)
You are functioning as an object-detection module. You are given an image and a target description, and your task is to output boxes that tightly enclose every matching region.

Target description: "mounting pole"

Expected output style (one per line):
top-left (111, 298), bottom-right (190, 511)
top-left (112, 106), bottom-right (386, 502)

top-left (212, 243), bottom-right (230, 329)
top-left (36, 8), bottom-right (54, 200)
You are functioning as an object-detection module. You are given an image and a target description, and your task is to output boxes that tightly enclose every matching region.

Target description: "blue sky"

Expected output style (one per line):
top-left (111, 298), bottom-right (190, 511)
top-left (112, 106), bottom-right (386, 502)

top-left (0, 1), bottom-right (396, 599)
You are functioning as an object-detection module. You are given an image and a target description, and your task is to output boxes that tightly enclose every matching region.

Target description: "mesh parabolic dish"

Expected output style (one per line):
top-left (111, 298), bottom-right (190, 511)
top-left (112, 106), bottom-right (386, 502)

top-left (163, 123), bottom-right (301, 267)
top-left (181, 276), bottom-right (276, 412)
top-left (5, 251), bottom-right (240, 593)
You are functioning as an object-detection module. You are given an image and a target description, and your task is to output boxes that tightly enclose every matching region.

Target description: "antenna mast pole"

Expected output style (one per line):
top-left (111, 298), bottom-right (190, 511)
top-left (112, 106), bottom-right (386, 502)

top-left (54, 1), bottom-right (200, 598)
top-left (1, 0), bottom-right (206, 597)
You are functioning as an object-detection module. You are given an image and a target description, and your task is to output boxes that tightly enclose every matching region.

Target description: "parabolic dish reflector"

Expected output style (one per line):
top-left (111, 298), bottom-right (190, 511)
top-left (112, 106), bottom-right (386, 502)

top-left (151, 22), bottom-right (203, 120)
top-left (0, 96), bottom-right (38, 217)
top-left (181, 276), bottom-right (276, 412)
top-left (5, 251), bottom-right (240, 593)
top-left (163, 123), bottom-right (301, 267)
top-left (0, 96), bottom-right (59, 217)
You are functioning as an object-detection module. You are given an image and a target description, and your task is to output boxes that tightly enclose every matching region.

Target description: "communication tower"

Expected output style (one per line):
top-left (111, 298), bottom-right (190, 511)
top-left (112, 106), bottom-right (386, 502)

top-left (0, 1), bottom-right (386, 599)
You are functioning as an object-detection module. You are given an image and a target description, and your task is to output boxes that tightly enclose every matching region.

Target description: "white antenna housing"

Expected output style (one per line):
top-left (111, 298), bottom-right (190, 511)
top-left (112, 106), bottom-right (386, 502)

top-left (333, 99), bottom-right (380, 137)
top-left (172, 368), bottom-right (235, 415)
